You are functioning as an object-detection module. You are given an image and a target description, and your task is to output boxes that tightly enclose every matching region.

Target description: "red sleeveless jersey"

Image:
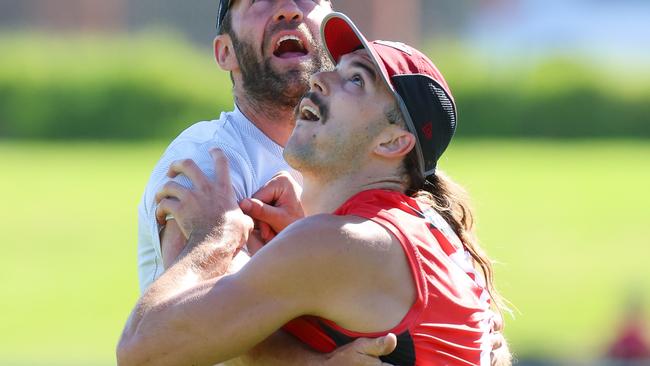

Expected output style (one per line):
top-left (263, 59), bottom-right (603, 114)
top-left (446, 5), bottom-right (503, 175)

top-left (283, 189), bottom-right (495, 366)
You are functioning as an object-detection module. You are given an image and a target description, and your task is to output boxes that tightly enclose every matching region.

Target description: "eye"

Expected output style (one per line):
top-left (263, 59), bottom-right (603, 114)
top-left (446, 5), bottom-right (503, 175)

top-left (349, 74), bottom-right (364, 87)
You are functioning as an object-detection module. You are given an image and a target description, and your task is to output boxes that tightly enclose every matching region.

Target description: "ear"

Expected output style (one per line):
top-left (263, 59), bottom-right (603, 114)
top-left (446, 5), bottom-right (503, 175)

top-left (374, 128), bottom-right (416, 159)
top-left (214, 34), bottom-right (239, 71)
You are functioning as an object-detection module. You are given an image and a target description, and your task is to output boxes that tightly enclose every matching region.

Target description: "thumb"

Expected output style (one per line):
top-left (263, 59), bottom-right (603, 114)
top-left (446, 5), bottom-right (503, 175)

top-left (352, 334), bottom-right (397, 357)
top-left (377, 333), bottom-right (398, 356)
top-left (240, 198), bottom-right (282, 228)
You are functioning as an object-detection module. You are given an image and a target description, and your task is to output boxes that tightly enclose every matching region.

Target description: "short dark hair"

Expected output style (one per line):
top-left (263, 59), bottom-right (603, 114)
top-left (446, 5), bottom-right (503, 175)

top-left (384, 103), bottom-right (404, 126)
top-left (219, 10), bottom-right (233, 36)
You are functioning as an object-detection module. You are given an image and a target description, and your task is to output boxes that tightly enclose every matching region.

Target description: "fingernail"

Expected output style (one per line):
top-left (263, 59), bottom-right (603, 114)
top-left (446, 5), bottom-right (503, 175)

top-left (240, 199), bottom-right (251, 210)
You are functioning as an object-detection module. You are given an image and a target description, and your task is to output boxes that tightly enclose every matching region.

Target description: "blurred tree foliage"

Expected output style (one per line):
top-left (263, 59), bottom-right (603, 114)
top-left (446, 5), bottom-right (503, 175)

top-left (0, 32), bottom-right (648, 140)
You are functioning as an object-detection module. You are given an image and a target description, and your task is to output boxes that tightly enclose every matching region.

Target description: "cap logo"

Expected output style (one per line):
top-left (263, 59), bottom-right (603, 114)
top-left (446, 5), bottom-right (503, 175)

top-left (421, 121), bottom-right (433, 140)
top-left (374, 40), bottom-right (412, 55)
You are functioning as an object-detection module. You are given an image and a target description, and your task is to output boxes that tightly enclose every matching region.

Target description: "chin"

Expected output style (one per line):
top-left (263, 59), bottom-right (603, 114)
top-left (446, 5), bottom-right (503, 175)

top-left (283, 140), bottom-right (316, 172)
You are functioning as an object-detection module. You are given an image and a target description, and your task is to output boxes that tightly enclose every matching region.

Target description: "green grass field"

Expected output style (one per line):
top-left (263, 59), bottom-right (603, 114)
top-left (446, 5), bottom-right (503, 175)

top-left (1, 140), bottom-right (649, 365)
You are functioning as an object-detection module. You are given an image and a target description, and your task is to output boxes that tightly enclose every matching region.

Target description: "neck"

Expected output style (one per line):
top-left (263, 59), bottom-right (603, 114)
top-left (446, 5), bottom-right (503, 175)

top-left (301, 168), bottom-right (405, 215)
top-left (234, 92), bottom-right (296, 147)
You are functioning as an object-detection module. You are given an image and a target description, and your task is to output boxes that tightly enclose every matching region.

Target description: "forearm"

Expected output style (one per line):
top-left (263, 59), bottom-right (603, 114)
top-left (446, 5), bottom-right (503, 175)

top-left (118, 225), bottom-right (242, 366)
top-left (141, 229), bottom-right (236, 308)
top-left (228, 331), bottom-right (323, 366)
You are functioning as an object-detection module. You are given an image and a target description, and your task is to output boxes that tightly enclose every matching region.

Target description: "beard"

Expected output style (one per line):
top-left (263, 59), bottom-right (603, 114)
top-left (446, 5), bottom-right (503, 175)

top-left (229, 22), bottom-right (333, 112)
top-left (284, 129), bottom-right (367, 181)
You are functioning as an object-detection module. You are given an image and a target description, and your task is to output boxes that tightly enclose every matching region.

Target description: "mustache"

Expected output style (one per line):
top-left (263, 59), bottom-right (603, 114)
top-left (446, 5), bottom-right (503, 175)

top-left (295, 91), bottom-right (329, 124)
top-left (269, 18), bottom-right (303, 34)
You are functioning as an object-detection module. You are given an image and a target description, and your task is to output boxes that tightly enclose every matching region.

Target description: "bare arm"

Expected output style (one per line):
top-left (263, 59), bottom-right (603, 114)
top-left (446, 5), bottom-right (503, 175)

top-left (119, 150), bottom-right (255, 366)
top-left (118, 215), bottom-right (396, 366)
top-left (118, 222), bottom-right (317, 366)
top-left (224, 331), bottom-right (320, 366)
top-left (227, 331), bottom-right (397, 366)
top-left (159, 224), bottom-right (354, 366)
top-left (125, 151), bottom-right (397, 366)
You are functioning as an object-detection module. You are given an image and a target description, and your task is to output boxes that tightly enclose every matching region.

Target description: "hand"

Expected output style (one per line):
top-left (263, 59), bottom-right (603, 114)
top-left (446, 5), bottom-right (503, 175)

top-left (239, 171), bottom-right (304, 242)
top-left (246, 229), bottom-right (267, 256)
top-left (323, 334), bottom-right (397, 366)
top-left (155, 149), bottom-right (253, 251)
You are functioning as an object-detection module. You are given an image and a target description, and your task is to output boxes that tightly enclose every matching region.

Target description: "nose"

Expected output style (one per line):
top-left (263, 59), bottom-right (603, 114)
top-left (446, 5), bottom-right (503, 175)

top-left (274, 0), bottom-right (303, 23)
top-left (309, 72), bottom-right (329, 95)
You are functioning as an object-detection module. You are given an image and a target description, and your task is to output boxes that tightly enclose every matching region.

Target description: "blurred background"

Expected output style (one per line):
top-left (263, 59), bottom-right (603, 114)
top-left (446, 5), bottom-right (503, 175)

top-left (1, 0), bottom-right (649, 365)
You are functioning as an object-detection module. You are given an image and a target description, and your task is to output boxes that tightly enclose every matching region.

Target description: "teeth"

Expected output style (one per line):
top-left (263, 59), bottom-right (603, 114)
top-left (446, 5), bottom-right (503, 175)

top-left (302, 105), bottom-right (320, 120)
top-left (277, 35), bottom-right (303, 47)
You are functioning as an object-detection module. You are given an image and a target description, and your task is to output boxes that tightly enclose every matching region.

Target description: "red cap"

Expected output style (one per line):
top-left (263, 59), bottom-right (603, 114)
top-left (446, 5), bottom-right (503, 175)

top-left (322, 12), bottom-right (457, 176)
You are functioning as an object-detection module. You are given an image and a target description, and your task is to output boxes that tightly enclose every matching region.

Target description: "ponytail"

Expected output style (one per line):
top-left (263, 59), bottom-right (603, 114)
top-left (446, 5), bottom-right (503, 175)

top-left (389, 95), bottom-right (512, 365)
top-left (403, 150), bottom-right (510, 322)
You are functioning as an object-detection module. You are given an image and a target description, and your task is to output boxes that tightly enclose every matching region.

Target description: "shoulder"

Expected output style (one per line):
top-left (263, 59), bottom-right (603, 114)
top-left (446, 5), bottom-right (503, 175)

top-left (167, 115), bottom-right (245, 158)
top-left (143, 117), bottom-right (255, 204)
top-left (287, 214), bottom-right (395, 248)
top-left (236, 213), bottom-right (414, 320)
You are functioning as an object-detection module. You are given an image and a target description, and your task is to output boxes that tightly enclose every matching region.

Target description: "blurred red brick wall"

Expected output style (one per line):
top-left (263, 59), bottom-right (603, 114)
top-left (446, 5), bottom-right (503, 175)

top-left (30, 0), bottom-right (126, 31)
top-left (21, 0), bottom-right (420, 44)
top-left (336, 0), bottom-right (421, 46)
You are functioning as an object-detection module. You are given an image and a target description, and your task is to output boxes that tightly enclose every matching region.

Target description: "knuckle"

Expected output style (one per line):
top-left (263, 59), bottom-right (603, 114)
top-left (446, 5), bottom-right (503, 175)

top-left (181, 159), bottom-right (194, 169)
top-left (216, 155), bottom-right (228, 166)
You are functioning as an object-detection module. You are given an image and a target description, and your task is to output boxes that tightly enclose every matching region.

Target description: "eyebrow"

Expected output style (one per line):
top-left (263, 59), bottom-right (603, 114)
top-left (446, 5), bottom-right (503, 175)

top-left (350, 60), bottom-right (378, 82)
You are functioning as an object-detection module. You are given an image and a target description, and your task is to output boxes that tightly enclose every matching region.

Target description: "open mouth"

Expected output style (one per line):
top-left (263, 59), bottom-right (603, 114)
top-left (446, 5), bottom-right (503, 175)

top-left (299, 102), bottom-right (321, 122)
top-left (273, 35), bottom-right (308, 59)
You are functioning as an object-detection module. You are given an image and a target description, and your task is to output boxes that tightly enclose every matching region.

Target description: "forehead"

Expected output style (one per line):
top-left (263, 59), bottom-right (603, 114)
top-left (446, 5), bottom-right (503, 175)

top-left (337, 50), bottom-right (375, 72)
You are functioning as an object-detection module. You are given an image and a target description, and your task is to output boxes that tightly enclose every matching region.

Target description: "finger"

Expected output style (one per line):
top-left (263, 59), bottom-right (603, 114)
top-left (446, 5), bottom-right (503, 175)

top-left (209, 148), bottom-right (232, 190)
top-left (247, 229), bottom-right (265, 255)
top-left (259, 221), bottom-right (276, 242)
top-left (155, 181), bottom-right (189, 204)
top-left (168, 159), bottom-right (208, 188)
top-left (377, 333), bottom-right (397, 356)
top-left (351, 334), bottom-right (397, 357)
top-left (155, 198), bottom-right (181, 226)
top-left (240, 198), bottom-right (282, 227)
top-left (251, 176), bottom-right (285, 205)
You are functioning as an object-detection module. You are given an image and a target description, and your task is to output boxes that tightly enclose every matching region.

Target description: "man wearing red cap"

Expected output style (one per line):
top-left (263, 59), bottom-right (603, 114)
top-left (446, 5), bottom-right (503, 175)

top-left (119, 12), bottom-right (510, 366)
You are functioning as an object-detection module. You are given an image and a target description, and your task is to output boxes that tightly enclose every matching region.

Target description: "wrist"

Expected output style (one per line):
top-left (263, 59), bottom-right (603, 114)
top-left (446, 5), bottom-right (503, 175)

top-left (219, 210), bottom-right (252, 249)
top-left (184, 210), bottom-right (251, 269)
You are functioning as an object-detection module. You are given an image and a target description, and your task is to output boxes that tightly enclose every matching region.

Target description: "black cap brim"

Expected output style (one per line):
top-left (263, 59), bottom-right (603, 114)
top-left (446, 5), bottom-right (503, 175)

top-left (216, 0), bottom-right (231, 32)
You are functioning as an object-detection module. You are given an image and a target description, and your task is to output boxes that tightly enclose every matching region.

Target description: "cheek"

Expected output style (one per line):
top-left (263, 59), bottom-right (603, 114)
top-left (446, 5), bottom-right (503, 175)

top-left (238, 9), bottom-right (270, 42)
top-left (329, 93), bottom-right (372, 122)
